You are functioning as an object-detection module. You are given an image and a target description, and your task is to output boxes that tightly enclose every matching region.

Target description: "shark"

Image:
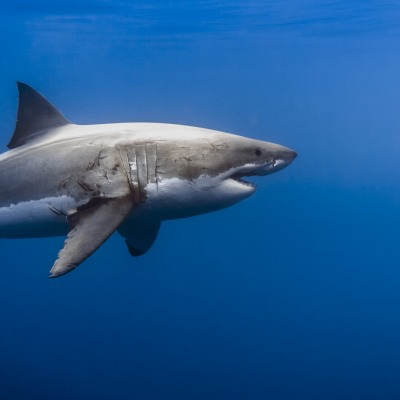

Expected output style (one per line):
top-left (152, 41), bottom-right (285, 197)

top-left (0, 82), bottom-right (297, 277)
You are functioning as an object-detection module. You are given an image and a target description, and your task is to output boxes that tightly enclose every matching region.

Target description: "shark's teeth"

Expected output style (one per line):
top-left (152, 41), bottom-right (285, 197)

top-left (230, 174), bottom-right (256, 188)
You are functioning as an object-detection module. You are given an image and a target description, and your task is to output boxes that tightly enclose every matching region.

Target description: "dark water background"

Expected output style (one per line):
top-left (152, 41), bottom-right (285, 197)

top-left (1, 1), bottom-right (400, 399)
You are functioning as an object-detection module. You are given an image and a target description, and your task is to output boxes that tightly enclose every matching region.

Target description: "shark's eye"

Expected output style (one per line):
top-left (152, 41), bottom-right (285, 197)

top-left (255, 149), bottom-right (262, 156)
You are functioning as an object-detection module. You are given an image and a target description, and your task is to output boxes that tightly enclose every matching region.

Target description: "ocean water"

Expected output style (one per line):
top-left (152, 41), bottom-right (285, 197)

top-left (1, 1), bottom-right (400, 399)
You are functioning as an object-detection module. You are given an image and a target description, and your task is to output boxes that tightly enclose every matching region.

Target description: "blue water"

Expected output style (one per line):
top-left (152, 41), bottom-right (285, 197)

top-left (1, 1), bottom-right (400, 399)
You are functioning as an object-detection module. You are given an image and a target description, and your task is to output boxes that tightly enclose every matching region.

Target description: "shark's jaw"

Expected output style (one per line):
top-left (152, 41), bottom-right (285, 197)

top-left (228, 151), bottom-right (297, 191)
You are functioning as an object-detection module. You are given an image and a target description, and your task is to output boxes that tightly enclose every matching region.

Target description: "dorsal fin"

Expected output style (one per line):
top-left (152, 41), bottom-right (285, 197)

top-left (8, 82), bottom-right (71, 149)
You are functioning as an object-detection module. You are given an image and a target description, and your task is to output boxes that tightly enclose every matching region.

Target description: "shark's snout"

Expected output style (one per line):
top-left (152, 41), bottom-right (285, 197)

top-left (283, 148), bottom-right (297, 164)
top-left (254, 146), bottom-right (297, 176)
top-left (274, 143), bottom-right (297, 162)
top-left (277, 147), bottom-right (297, 169)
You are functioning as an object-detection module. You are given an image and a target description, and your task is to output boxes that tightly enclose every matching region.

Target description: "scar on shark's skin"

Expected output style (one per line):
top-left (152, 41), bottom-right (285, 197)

top-left (0, 82), bottom-right (297, 278)
top-left (58, 176), bottom-right (73, 189)
top-left (86, 149), bottom-right (108, 171)
top-left (48, 205), bottom-right (66, 217)
top-left (77, 180), bottom-right (94, 192)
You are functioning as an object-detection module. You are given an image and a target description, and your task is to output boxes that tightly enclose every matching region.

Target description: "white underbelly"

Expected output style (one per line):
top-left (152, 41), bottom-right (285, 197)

top-left (0, 196), bottom-right (78, 238)
top-left (139, 175), bottom-right (254, 220)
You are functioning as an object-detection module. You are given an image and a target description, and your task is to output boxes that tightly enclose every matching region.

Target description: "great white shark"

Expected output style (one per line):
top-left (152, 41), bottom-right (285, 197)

top-left (0, 83), bottom-right (296, 277)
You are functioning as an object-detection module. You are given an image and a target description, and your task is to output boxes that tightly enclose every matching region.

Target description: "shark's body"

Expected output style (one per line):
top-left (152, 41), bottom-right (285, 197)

top-left (0, 83), bottom-right (296, 277)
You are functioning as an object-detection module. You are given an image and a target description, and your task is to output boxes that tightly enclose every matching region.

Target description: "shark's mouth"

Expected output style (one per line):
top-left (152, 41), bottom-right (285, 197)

top-left (227, 155), bottom-right (295, 190)
top-left (230, 173), bottom-right (257, 188)
top-left (229, 160), bottom-right (277, 189)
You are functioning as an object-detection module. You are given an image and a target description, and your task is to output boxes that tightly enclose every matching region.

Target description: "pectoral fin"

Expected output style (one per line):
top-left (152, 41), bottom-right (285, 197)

top-left (118, 219), bottom-right (161, 257)
top-left (49, 196), bottom-right (134, 278)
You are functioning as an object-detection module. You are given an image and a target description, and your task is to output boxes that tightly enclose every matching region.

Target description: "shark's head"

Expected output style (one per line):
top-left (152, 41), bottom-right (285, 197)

top-left (215, 135), bottom-right (297, 195)
top-left (141, 128), bottom-right (297, 219)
